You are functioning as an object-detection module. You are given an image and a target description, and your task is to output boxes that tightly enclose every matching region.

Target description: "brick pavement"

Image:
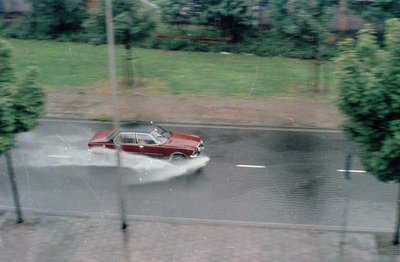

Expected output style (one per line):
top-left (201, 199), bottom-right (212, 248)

top-left (1, 209), bottom-right (400, 261)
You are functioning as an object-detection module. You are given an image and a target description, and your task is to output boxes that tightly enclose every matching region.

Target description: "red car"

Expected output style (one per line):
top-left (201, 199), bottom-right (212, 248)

top-left (88, 122), bottom-right (204, 161)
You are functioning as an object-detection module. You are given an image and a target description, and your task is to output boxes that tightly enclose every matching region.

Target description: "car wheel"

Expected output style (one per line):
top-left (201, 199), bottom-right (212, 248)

top-left (172, 154), bottom-right (186, 163)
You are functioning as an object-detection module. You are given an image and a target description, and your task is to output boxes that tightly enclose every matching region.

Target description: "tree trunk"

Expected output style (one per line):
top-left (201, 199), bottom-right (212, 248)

top-left (5, 151), bottom-right (24, 224)
top-left (137, 57), bottom-right (143, 87)
top-left (123, 46), bottom-right (133, 88)
top-left (324, 62), bottom-right (330, 92)
top-left (393, 182), bottom-right (400, 245)
top-left (314, 46), bottom-right (320, 94)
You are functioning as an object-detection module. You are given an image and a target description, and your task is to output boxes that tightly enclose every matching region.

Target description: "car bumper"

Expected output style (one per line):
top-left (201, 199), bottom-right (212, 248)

top-left (190, 141), bottom-right (204, 158)
top-left (88, 146), bottom-right (106, 154)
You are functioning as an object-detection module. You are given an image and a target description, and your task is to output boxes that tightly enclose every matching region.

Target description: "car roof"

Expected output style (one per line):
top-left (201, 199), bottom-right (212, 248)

top-left (119, 122), bottom-right (156, 134)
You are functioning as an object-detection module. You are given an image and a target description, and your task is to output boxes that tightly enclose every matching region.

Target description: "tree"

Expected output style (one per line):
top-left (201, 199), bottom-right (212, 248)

top-left (269, 0), bottom-right (332, 92)
top-left (347, 0), bottom-right (400, 24)
top-left (114, 1), bottom-right (156, 86)
top-left (157, 0), bottom-right (257, 43)
top-left (26, 0), bottom-right (87, 38)
top-left (336, 19), bottom-right (400, 245)
top-left (0, 40), bottom-right (46, 223)
top-left (346, 0), bottom-right (400, 40)
top-left (204, 0), bottom-right (256, 43)
top-left (157, 0), bottom-right (204, 25)
top-left (84, 0), bottom-right (155, 86)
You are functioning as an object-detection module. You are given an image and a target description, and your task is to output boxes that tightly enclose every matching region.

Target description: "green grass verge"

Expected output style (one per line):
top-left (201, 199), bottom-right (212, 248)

top-left (7, 38), bottom-right (337, 99)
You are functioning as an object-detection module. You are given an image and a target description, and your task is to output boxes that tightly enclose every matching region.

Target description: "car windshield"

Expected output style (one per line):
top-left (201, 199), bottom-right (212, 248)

top-left (151, 125), bottom-right (170, 144)
top-left (106, 130), bottom-right (118, 142)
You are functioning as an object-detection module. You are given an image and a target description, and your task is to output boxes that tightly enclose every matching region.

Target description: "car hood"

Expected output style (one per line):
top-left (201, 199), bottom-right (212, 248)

top-left (88, 129), bottom-right (113, 144)
top-left (166, 132), bottom-right (201, 149)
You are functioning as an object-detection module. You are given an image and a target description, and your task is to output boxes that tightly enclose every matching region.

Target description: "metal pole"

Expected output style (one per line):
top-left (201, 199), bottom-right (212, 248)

top-left (340, 153), bottom-right (352, 246)
top-left (105, 0), bottom-right (128, 231)
top-left (6, 151), bottom-right (23, 224)
top-left (393, 182), bottom-right (400, 245)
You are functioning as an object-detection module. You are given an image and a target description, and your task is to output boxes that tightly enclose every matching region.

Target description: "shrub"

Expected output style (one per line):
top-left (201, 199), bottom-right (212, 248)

top-left (163, 37), bottom-right (189, 51)
top-left (140, 36), bottom-right (163, 49)
top-left (183, 42), bottom-right (210, 52)
top-left (55, 33), bottom-right (88, 43)
top-left (26, 0), bottom-right (87, 38)
top-left (0, 19), bottom-right (30, 39)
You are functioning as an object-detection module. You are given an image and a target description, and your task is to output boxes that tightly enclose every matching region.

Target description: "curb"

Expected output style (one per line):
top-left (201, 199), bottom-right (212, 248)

top-left (41, 116), bottom-right (341, 132)
top-left (0, 206), bottom-right (391, 235)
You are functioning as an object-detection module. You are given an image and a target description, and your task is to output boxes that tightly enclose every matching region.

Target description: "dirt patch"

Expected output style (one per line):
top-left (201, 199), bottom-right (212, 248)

top-left (46, 92), bottom-right (341, 128)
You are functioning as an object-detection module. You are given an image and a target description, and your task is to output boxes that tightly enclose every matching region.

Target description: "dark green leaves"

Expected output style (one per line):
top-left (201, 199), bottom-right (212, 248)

top-left (269, 0), bottom-right (331, 45)
top-left (0, 40), bottom-right (45, 155)
top-left (84, 0), bottom-right (155, 47)
top-left (14, 67), bottom-right (45, 132)
top-left (26, 0), bottom-right (87, 37)
top-left (157, 0), bottom-right (256, 43)
top-left (336, 19), bottom-right (400, 182)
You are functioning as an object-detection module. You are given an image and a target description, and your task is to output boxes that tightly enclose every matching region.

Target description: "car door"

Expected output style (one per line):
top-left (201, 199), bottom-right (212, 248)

top-left (114, 133), bottom-right (140, 153)
top-left (136, 133), bottom-right (165, 158)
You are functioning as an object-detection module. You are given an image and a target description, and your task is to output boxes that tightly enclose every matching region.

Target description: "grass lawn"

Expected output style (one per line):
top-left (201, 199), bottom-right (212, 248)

top-left (7, 39), bottom-right (336, 99)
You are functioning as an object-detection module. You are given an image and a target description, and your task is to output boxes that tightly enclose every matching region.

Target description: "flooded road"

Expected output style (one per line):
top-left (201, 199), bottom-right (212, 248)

top-left (0, 120), bottom-right (396, 231)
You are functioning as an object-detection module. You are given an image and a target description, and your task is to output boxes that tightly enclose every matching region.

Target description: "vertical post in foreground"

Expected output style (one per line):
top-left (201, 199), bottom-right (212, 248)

top-left (105, 0), bottom-right (128, 231)
top-left (6, 151), bottom-right (23, 224)
top-left (393, 182), bottom-right (400, 245)
top-left (340, 153), bottom-right (352, 246)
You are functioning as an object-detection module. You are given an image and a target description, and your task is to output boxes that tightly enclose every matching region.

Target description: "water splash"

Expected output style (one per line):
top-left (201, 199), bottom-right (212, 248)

top-left (29, 147), bottom-right (209, 184)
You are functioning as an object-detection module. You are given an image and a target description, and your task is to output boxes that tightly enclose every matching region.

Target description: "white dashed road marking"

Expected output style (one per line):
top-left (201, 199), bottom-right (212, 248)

top-left (337, 169), bottom-right (366, 173)
top-left (48, 155), bottom-right (73, 158)
top-left (236, 165), bottom-right (266, 169)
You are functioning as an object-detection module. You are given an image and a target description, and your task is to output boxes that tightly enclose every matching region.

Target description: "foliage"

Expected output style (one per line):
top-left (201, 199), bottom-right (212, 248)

top-left (82, 6), bottom-right (107, 45)
top-left (163, 37), bottom-right (189, 50)
top-left (114, 4), bottom-right (156, 49)
top-left (14, 68), bottom-right (46, 132)
top-left (239, 30), bottom-right (336, 59)
top-left (143, 23), bottom-right (338, 58)
top-left (157, 0), bottom-right (204, 25)
top-left (0, 0), bottom-right (340, 59)
top-left (156, 0), bottom-right (257, 43)
top-left (83, 0), bottom-right (156, 47)
top-left (25, 0), bottom-right (87, 38)
top-left (203, 0), bottom-right (257, 43)
top-left (347, 0), bottom-right (400, 24)
top-left (336, 19), bottom-right (400, 182)
top-left (0, 19), bottom-right (31, 39)
top-left (0, 40), bottom-right (16, 152)
top-left (268, 0), bottom-right (332, 59)
top-left (0, 40), bottom-right (45, 154)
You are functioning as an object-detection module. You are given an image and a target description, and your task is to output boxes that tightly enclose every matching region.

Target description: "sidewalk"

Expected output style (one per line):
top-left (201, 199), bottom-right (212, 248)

top-left (1, 209), bottom-right (398, 262)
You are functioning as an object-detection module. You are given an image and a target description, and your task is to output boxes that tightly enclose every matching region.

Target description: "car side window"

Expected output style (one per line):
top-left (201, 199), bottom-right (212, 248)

top-left (115, 133), bottom-right (136, 144)
top-left (137, 133), bottom-right (156, 145)
top-left (121, 133), bottom-right (136, 144)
